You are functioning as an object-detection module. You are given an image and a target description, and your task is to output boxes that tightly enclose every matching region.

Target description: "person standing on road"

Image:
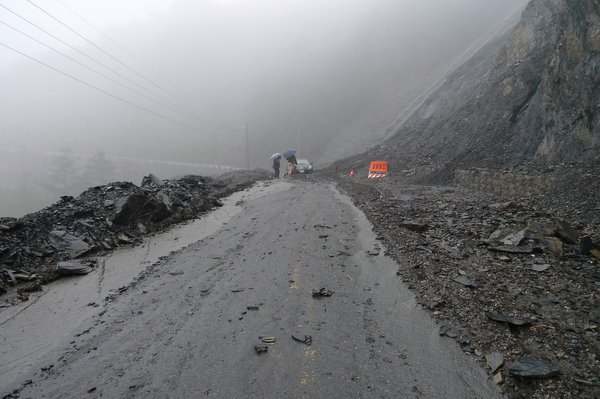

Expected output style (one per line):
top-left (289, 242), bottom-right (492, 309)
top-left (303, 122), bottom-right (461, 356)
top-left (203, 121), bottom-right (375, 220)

top-left (272, 156), bottom-right (280, 178)
top-left (285, 154), bottom-right (297, 178)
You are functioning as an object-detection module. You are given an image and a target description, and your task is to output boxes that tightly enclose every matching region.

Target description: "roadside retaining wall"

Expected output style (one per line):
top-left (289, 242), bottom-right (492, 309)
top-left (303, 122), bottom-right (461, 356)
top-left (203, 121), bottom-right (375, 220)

top-left (455, 168), bottom-right (554, 197)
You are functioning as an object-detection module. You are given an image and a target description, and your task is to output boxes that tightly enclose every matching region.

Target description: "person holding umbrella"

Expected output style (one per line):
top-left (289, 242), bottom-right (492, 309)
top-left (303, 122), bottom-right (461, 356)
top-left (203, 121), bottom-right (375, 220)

top-left (271, 153), bottom-right (281, 178)
top-left (283, 149), bottom-right (297, 178)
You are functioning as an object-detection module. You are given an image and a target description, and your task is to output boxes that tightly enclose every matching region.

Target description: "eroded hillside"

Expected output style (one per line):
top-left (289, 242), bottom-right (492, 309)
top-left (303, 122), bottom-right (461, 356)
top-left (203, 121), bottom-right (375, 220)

top-left (341, 0), bottom-right (599, 182)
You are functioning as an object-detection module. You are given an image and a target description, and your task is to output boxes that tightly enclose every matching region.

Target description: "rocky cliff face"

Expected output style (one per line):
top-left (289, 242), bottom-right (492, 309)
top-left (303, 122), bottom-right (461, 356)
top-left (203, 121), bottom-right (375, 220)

top-left (351, 0), bottom-right (599, 182)
top-left (504, 0), bottom-right (599, 164)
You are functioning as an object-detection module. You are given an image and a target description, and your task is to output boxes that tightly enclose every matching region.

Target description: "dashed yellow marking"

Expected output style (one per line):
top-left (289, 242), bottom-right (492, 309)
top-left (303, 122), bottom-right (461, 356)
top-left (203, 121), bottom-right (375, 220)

top-left (272, 348), bottom-right (283, 367)
top-left (304, 349), bottom-right (316, 360)
top-left (289, 266), bottom-right (300, 289)
top-left (299, 372), bottom-right (310, 385)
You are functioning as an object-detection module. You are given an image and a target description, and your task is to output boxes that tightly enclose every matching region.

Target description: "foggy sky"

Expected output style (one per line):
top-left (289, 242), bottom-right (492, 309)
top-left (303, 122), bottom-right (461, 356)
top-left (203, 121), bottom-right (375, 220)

top-left (1, 0), bottom-right (527, 170)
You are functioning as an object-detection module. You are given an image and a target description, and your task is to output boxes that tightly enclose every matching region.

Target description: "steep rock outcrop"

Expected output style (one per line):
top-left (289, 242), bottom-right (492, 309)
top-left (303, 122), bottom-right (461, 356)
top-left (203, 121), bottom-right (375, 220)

top-left (506, 0), bottom-right (600, 163)
top-left (350, 0), bottom-right (599, 182)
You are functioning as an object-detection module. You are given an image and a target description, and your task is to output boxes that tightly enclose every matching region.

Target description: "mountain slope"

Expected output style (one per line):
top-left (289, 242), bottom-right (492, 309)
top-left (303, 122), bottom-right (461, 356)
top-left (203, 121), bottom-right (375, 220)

top-left (343, 0), bottom-right (599, 183)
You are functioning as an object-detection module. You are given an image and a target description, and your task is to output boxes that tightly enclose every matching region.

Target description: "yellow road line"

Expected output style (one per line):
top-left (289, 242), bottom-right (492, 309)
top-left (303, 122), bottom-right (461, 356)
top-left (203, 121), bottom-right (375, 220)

top-left (289, 265), bottom-right (300, 289)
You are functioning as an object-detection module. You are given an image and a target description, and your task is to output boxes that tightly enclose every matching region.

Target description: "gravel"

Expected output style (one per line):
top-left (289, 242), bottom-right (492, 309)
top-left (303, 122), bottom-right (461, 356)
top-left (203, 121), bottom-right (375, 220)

top-left (332, 173), bottom-right (600, 399)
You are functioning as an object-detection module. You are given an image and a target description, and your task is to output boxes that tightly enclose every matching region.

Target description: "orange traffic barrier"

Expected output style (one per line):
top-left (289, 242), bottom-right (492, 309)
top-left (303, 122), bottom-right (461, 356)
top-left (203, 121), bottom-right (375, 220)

top-left (368, 161), bottom-right (388, 179)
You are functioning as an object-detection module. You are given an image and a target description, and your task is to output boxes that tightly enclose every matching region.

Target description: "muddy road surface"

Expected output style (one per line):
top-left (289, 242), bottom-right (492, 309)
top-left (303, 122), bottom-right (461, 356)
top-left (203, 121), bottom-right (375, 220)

top-left (3, 180), bottom-right (498, 398)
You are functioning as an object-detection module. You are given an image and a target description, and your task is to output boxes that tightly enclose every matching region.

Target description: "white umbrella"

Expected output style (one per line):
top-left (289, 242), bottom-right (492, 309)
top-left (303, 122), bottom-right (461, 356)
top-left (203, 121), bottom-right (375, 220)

top-left (271, 153), bottom-right (282, 160)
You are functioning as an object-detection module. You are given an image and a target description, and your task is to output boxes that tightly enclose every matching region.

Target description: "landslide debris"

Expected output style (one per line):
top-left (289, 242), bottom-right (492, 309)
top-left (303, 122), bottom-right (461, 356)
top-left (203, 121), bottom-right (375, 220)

top-left (335, 177), bottom-right (600, 399)
top-left (0, 170), bottom-right (269, 296)
top-left (322, 0), bottom-right (599, 397)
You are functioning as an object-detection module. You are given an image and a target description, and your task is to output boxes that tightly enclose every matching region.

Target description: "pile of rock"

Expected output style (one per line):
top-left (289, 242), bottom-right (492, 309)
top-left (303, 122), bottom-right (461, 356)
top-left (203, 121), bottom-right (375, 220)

top-left (334, 177), bottom-right (600, 399)
top-left (485, 213), bottom-right (600, 259)
top-left (0, 171), bottom-right (269, 296)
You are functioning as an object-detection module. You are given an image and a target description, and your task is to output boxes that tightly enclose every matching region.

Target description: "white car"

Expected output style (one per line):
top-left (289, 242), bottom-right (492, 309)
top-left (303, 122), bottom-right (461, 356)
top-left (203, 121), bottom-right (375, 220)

top-left (295, 159), bottom-right (313, 174)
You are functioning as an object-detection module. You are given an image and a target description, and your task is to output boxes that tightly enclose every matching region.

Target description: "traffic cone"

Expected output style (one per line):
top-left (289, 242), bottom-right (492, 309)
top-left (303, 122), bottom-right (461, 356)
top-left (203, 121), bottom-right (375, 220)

top-left (349, 169), bottom-right (355, 177)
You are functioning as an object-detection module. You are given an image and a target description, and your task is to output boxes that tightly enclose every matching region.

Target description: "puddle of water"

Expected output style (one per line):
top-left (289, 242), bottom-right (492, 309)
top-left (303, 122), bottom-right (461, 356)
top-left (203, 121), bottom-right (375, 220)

top-left (0, 180), bottom-right (291, 390)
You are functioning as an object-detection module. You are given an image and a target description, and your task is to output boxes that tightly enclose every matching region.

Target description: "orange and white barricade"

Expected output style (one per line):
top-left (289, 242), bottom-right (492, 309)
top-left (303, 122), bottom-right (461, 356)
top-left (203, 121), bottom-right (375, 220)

top-left (368, 161), bottom-right (388, 179)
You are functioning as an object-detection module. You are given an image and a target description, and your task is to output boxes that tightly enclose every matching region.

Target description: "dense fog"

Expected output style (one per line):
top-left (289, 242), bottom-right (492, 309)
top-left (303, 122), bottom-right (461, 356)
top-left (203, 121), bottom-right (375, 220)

top-left (1, 0), bottom-right (527, 216)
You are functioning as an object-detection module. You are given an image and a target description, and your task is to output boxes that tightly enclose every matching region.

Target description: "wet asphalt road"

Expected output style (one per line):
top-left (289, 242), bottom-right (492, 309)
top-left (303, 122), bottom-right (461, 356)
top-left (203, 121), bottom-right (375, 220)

top-left (11, 180), bottom-right (498, 398)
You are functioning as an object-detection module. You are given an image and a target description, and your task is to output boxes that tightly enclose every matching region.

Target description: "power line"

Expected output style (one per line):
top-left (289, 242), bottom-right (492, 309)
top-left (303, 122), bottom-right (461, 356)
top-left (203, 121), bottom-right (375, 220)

top-left (26, 0), bottom-right (211, 122)
top-left (0, 17), bottom-right (209, 123)
top-left (53, 0), bottom-right (220, 125)
top-left (0, 40), bottom-right (203, 132)
top-left (0, 3), bottom-right (205, 124)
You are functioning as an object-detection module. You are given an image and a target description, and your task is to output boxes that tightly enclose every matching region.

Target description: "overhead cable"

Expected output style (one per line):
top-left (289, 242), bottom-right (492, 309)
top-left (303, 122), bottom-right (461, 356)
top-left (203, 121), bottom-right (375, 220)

top-left (54, 0), bottom-right (219, 125)
top-left (26, 0), bottom-right (212, 122)
top-left (0, 3), bottom-right (205, 123)
top-left (0, 40), bottom-right (203, 132)
top-left (0, 18), bottom-right (209, 123)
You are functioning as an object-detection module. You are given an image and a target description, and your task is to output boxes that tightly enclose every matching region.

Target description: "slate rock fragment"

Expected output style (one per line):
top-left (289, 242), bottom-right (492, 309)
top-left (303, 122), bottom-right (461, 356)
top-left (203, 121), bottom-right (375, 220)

top-left (531, 263), bottom-right (550, 272)
top-left (492, 372), bottom-right (503, 385)
top-left (398, 220), bottom-right (429, 233)
top-left (56, 260), bottom-right (94, 276)
top-left (485, 312), bottom-right (532, 327)
top-left (312, 288), bottom-right (333, 298)
top-left (117, 233), bottom-right (135, 244)
top-left (489, 245), bottom-right (534, 254)
top-left (554, 220), bottom-right (579, 244)
top-left (508, 357), bottom-right (559, 379)
top-left (580, 236), bottom-right (593, 256)
top-left (454, 275), bottom-right (474, 287)
top-left (501, 230), bottom-right (526, 246)
top-left (141, 173), bottom-right (165, 188)
top-left (486, 352), bottom-right (504, 373)
top-left (292, 334), bottom-right (313, 346)
top-left (260, 336), bottom-right (276, 344)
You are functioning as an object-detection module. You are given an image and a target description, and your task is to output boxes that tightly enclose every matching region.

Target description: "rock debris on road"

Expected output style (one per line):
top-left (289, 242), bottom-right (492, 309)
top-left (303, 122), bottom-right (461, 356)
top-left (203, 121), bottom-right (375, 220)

top-left (5, 180), bottom-right (498, 399)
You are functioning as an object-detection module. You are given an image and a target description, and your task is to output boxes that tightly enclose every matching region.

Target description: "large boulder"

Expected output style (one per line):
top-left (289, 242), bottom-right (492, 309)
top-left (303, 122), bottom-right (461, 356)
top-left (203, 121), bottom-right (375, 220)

top-left (141, 174), bottom-right (164, 189)
top-left (113, 194), bottom-right (157, 226)
top-left (113, 190), bottom-right (175, 226)
top-left (151, 191), bottom-right (173, 223)
top-left (526, 219), bottom-right (580, 244)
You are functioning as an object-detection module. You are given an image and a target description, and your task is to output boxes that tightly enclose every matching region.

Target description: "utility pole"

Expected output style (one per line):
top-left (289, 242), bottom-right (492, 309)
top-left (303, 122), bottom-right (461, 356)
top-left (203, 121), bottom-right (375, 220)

top-left (245, 123), bottom-right (250, 170)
